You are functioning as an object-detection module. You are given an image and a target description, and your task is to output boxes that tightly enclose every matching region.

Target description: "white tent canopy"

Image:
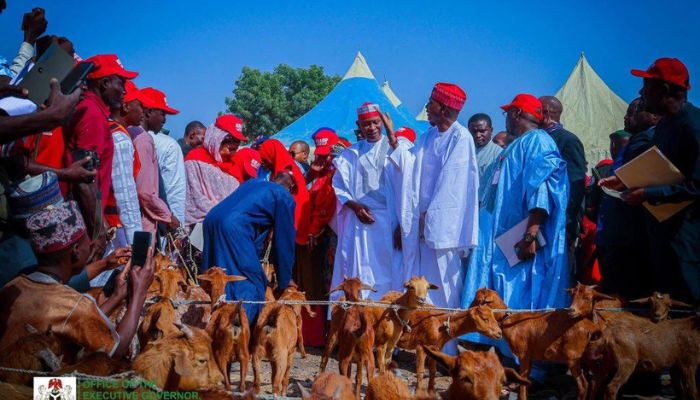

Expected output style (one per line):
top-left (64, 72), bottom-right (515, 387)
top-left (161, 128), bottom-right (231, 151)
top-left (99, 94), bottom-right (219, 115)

top-left (555, 53), bottom-right (629, 164)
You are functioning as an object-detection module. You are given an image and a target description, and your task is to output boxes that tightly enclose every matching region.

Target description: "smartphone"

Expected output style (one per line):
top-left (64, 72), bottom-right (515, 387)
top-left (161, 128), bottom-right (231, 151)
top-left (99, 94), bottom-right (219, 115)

top-left (103, 268), bottom-right (120, 297)
top-left (18, 43), bottom-right (74, 106)
top-left (60, 62), bottom-right (94, 95)
top-left (131, 231), bottom-right (152, 268)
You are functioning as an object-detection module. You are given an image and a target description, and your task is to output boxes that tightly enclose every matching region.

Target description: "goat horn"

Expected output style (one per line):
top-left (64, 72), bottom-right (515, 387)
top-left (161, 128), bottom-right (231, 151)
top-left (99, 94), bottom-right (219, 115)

top-left (25, 323), bottom-right (39, 334)
top-left (175, 321), bottom-right (193, 339)
top-left (630, 297), bottom-right (650, 304)
top-left (361, 283), bottom-right (377, 292)
top-left (37, 348), bottom-right (62, 371)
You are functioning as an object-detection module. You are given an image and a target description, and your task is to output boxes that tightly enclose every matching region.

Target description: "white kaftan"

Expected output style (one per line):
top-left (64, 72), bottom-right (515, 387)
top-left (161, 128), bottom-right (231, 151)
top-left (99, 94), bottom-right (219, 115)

top-left (331, 137), bottom-right (403, 301)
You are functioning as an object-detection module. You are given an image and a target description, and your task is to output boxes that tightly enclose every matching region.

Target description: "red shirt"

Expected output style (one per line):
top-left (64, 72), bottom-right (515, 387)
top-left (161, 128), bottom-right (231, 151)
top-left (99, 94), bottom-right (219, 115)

top-left (307, 170), bottom-right (337, 237)
top-left (64, 91), bottom-right (114, 212)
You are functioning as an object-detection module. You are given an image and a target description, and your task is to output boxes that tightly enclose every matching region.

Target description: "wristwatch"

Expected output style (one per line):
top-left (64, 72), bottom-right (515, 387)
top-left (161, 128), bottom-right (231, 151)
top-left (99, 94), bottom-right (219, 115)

top-left (523, 232), bottom-right (537, 244)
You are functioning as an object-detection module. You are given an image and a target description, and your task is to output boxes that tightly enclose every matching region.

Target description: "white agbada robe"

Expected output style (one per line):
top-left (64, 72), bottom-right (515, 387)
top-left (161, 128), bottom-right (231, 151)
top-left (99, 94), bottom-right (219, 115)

top-left (390, 121), bottom-right (479, 308)
top-left (331, 137), bottom-right (403, 301)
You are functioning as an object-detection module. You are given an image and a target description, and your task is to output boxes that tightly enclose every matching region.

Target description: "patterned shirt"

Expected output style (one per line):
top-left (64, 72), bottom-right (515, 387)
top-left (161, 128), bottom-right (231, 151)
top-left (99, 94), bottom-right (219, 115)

top-left (108, 122), bottom-right (142, 243)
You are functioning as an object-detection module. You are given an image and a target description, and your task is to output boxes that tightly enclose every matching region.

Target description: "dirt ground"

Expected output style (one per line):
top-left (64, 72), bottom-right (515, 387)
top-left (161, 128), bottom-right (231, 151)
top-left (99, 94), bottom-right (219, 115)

top-left (235, 345), bottom-right (676, 399)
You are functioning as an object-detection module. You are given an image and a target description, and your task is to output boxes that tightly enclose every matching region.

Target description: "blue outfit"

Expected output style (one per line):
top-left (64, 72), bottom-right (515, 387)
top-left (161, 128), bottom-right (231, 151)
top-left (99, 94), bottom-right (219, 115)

top-left (202, 180), bottom-right (296, 325)
top-left (461, 129), bottom-right (570, 356)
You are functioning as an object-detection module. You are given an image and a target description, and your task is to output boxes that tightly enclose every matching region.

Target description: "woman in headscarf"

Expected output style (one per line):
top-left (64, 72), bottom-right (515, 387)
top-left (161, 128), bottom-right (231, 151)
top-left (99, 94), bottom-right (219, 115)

top-left (184, 120), bottom-right (242, 226)
top-left (225, 147), bottom-right (261, 184)
top-left (257, 139), bottom-right (310, 242)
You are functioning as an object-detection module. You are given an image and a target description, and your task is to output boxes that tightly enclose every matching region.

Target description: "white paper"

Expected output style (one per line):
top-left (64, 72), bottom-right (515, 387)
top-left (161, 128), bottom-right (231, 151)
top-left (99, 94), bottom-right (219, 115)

top-left (495, 217), bottom-right (529, 267)
top-left (601, 186), bottom-right (623, 199)
top-left (189, 222), bottom-right (204, 251)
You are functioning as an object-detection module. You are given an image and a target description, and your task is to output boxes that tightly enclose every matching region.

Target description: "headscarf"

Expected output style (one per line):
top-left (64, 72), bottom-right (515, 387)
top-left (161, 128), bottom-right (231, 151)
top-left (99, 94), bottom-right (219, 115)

top-left (185, 124), bottom-right (231, 172)
top-left (258, 139), bottom-right (310, 244)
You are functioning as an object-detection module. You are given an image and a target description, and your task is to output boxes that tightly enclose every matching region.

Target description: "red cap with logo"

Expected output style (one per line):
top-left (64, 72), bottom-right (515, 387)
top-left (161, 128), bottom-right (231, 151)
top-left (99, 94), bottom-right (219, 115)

top-left (313, 128), bottom-right (340, 156)
top-left (431, 83), bottom-right (467, 111)
top-left (631, 58), bottom-right (691, 90)
top-left (215, 114), bottom-right (246, 141)
top-left (84, 54), bottom-right (138, 80)
top-left (140, 87), bottom-right (179, 115)
top-left (123, 80), bottom-right (149, 104)
top-left (500, 94), bottom-right (544, 121)
top-left (395, 126), bottom-right (416, 143)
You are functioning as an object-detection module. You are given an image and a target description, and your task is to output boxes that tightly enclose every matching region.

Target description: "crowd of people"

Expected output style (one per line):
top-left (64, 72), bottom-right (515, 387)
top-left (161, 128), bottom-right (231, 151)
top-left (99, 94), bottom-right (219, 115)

top-left (0, 5), bottom-right (698, 370)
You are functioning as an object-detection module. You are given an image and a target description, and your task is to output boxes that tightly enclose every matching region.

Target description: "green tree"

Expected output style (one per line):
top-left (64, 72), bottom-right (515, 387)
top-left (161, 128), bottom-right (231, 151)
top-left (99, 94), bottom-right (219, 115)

top-left (224, 64), bottom-right (340, 139)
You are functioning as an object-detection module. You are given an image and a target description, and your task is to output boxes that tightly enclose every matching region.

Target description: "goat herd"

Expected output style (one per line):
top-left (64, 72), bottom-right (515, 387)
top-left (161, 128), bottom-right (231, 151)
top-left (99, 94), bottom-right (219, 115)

top-left (0, 253), bottom-right (699, 400)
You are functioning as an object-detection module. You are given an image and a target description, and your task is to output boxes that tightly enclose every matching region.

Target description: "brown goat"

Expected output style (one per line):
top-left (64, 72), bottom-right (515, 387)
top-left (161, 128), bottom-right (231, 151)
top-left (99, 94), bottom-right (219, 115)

top-left (368, 276), bottom-right (439, 373)
top-left (197, 267), bottom-right (247, 306)
top-left (153, 267), bottom-right (188, 299)
top-left (630, 291), bottom-right (694, 323)
top-left (300, 372), bottom-right (356, 400)
top-left (365, 371), bottom-right (414, 400)
top-left (0, 325), bottom-right (62, 385)
top-left (252, 287), bottom-right (316, 395)
top-left (138, 297), bottom-right (180, 349)
top-left (587, 312), bottom-right (700, 400)
top-left (397, 305), bottom-right (503, 393)
top-left (320, 276), bottom-right (376, 373)
top-left (206, 301), bottom-right (250, 392)
top-left (470, 285), bottom-right (613, 400)
top-left (423, 345), bottom-right (530, 400)
top-left (53, 351), bottom-right (130, 376)
top-left (337, 299), bottom-right (376, 398)
top-left (133, 322), bottom-right (224, 391)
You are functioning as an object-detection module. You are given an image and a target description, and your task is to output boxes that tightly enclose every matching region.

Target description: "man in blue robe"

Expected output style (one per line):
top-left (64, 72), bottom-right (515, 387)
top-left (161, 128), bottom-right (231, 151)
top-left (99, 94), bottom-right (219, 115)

top-left (461, 94), bottom-right (570, 354)
top-left (201, 173), bottom-right (296, 325)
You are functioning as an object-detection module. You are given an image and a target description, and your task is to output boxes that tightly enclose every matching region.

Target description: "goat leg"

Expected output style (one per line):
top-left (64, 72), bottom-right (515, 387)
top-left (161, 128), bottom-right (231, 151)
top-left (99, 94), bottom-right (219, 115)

top-left (518, 357), bottom-right (532, 400)
top-left (252, 348), bottom-right (262, 393)
top-left (238, 348), bottom-right (249, 393)
top-left (603, 360), bottom-right (635, 400)
top-left (320, 330), bottom-right (338, 372)
top-left (415, 346), bottom-right (426, 392)
top-left (427, 356), bottom-right (438, 394)
top-left (680, 365), bottom-right (698, 400)
top-left (567, 359), bottom-right (588, 400)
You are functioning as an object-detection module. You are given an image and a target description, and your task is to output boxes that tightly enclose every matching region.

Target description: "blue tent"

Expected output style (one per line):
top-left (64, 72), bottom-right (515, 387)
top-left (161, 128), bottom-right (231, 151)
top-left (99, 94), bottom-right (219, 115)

top-left (274, 52), bottom-right (428, 146)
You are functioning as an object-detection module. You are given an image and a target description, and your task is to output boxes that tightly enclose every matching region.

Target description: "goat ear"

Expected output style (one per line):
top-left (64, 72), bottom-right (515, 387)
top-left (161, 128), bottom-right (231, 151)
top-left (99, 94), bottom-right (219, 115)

top-left (328, 283), bottom-right (344, 294)
top-left (403, 280), bottom-right (412, 289)
top-left (564, 287), bottom-right (575, 294)
top-left (173, 348), bottom-right (194, 377)
top-left (594, 291), bottom-right (616, 301)
top-left (361, 283), bottom-right (377, 292)
top-left (504, 367), bottom-right (531, 386)
top-left (429, 283), bottom-right (439, 290)
top-left (670, 299), bottom-right (694, 308)
top-left (296, 382), bottom-right (311, 399)
top-left (226, 275), bottom-right (247, 282)
top-left (422, 345), bottom-right (456, 372)
top-left (629, 297), bottom-right (650, 304)
top-left (197, 274), bottom-right (211, 282)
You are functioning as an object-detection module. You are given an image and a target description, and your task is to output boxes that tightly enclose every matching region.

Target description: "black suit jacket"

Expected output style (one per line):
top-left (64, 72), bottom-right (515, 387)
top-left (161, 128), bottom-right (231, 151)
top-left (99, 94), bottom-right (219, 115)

top-left (548, 126), bottom-right (587, 240)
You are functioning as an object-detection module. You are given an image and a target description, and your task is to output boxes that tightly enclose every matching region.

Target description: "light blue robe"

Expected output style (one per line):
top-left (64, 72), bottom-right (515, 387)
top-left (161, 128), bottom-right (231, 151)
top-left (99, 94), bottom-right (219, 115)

top-left (461, 129), bottom-right (570, 355)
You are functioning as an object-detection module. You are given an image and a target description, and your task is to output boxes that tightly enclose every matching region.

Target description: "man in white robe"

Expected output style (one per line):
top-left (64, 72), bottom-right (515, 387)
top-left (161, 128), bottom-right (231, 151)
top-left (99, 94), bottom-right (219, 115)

top-left (331, 102), bottom-right (403, 301)
top-left (388, 83), bottom-right (479, 353)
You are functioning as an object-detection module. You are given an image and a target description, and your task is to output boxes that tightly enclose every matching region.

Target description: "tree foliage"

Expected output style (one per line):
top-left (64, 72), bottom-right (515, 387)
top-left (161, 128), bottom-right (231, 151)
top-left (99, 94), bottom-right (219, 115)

top-left (224, 64), bottom-right (341, 139)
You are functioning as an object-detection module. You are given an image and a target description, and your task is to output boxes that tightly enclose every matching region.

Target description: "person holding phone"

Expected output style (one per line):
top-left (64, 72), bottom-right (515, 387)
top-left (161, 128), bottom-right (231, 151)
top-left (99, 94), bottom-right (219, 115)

top-left (0, 201), bottom-right (154, 359)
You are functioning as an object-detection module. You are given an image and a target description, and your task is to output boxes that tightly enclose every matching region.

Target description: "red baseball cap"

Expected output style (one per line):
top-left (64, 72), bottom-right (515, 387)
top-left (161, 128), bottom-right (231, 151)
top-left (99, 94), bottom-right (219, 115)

top-left (123, 81), bottom-right (150, 105)
top-left (140, 87), bottom-right (179, 115)
top-left (500, 94), bottom-right (544, 121)
top-left (84, 54), bottom-right (138, 80)
top-left (215, 114), bottom-right (246, 141)
top-left (395, 126), bottom-right (416, 143)
top-left (631, 58), bottom-right (691, 90)
top-left (313, 128), bottom-right (340, 156)
top-left (234, 148), bottom-right (261, 179)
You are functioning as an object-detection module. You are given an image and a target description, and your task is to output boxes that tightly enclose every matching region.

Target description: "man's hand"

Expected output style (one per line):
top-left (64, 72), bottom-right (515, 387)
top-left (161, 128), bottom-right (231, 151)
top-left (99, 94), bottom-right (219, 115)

top-left (346, 200), bottom-right (375, 224)
top-left (129, 245), bottom-right (155, 303)
top-left (598, 175), bottom-right (626, 191)
top-left (514, 237), bottom-right (537, 261)
top-left (58, 157), bottom-right (97, 183)
top-left (380, 112), bottom-right (398, 149)
top-left (621, 187), bottom-right (646, 205)
top-left (0, 83), bottom-right (28, 99)
top-left (167, 214), bottom-right (181, 231)
top-left (88, 234), bottom-right (107, 264)
top-left (111, 265), bottom-right (130, 303)
top-left (393, 226), bottom-right (402, 250)
top-left (106, 247), bottom-right (132, 270)
top-left (43, 79), bottom-right (82, 121)
top-left (22, 7), bottom-right (47, 44)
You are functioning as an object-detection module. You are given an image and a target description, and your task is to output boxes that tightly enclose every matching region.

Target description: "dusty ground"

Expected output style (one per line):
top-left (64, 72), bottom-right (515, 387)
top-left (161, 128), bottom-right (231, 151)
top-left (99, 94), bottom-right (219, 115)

top-left (234, 345), bottom-right (676, 399)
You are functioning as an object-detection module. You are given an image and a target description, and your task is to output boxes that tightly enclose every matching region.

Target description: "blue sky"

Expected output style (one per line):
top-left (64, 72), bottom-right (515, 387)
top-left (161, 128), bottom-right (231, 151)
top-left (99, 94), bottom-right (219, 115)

top-left (2, 1), bottom-right (699, 138)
